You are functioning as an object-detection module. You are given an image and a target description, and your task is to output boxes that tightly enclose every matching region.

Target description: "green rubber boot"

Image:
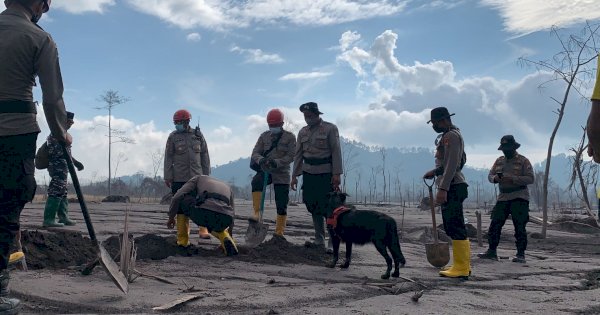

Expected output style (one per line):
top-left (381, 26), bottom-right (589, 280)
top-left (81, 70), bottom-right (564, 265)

top-left (57, 197), bottom-right (76, 226)
top-left (43, 196), bottom-right (64, 228)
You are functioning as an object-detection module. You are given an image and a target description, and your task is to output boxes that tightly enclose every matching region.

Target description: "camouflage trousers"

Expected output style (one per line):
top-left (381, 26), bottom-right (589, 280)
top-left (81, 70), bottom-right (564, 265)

top-left (47, 161), bottom-right (68, 198)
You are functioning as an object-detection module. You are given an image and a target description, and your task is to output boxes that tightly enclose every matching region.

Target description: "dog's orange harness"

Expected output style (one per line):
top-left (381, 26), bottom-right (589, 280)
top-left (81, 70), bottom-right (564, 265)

top-left (326, 206), bottom-right (351, 229)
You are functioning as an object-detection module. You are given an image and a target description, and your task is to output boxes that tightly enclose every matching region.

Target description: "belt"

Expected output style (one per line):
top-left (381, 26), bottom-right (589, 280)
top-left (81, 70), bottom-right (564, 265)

top-left (196, 191), bottom-right (230, 206)
top-left (0, 100), bottom-right (37, 114)
top-left (499, 186), bottom-right (527, 194)
top-left (303, 156), bottom-right (332, 165)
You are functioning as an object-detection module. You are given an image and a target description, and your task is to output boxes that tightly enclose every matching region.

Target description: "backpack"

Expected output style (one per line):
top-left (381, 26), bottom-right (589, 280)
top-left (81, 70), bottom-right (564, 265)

top-left (35, 142), bottom-right (49, 170)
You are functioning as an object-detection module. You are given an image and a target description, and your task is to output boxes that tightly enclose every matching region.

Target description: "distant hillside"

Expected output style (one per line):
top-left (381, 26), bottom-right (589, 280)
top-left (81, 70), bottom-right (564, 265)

top-left (209, 138), bottom-right (576, 203)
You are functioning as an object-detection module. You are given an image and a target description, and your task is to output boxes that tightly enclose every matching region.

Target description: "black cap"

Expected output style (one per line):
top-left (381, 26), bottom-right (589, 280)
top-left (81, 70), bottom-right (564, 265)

top-left (498, 135), bottom-right (520, 150)
top-left (67, 111), bottom-right (74, 120)
top-left (299, 102), bottom-right (323, 115)
top-left (427, 107), bottom-right (455, 124)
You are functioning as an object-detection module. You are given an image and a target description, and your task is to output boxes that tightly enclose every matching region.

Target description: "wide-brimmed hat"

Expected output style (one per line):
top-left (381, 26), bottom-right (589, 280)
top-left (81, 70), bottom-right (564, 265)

top-left (498, 135), bottom-right (521, 150)
top-left (299, 102), bottom-right (323, 115)
top-left (427, 107), bottom-right (455, 124)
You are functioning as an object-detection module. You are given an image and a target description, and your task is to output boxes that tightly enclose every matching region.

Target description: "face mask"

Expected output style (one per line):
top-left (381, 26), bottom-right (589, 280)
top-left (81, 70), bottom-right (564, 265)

top-left (432, 124), bottom-right (445, 133)
top-left (175, 124), bottom-right (185, 132)
top-left (269, 127), bottom-right (282, 134)
top-left (305, 117), bottom-right (319, 126)
top-left (502, 150), bottom-right (516, 159)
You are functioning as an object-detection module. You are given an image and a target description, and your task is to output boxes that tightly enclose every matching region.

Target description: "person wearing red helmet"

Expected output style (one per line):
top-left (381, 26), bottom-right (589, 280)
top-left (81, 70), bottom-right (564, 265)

top-left (0, 0), bottom-right (65, 312)
top-left (250, 109), bottom-right (296, 238)
top-left (164, 109), bottom-right (212, 249)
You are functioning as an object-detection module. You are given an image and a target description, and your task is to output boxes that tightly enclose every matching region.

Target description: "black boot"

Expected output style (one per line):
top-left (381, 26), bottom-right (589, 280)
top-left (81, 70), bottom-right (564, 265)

top-left (0, 271), bottom-right (21, 315)
top-left (512, 252), bottom-right (526, 263)
top-left (477, 249), bottom-right (498, 260)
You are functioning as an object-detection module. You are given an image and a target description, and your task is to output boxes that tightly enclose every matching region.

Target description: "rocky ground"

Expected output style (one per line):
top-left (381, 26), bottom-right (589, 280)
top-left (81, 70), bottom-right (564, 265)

top-left (9, 198), bottom-right (600, 314)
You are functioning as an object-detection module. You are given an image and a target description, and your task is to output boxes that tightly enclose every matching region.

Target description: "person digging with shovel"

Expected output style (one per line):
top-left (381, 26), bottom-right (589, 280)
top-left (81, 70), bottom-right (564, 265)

top-left (0, 0), bottom-right (70, 312)
top-left (249, 109), bottom-right (296, 240)
top-left (423, 107), bottom-right (471, 279)
top-left (167, 175), bottom-right (238, 256)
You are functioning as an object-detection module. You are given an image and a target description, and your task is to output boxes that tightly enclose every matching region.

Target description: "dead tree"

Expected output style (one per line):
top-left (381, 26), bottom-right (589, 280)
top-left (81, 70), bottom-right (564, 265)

top-left (379, 148), bottom-right (387, 203)
top-left (568, 127), bottom-right (599, 216)
top-left (519, 23), bottom-right (600, 238)
top-left (95, 90), bottom-right (134, 196)
top-left (341, 140), bottom-right (359, 192)
top-left (148, 149), bottom-right (165, 180)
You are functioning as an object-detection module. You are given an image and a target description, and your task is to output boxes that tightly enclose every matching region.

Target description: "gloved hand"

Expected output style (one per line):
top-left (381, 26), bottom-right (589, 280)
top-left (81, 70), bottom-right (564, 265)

top-left (73, 160), bottom-right (84, 171)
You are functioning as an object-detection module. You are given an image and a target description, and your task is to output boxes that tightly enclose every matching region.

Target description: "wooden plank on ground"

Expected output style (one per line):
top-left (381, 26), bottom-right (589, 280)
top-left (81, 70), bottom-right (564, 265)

top-left (152, 294), bottom-right (204, 311)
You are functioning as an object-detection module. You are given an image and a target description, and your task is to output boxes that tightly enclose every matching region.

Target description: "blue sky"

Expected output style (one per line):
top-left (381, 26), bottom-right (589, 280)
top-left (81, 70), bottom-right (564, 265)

top-left (27, 0), bottom-right (600, 181)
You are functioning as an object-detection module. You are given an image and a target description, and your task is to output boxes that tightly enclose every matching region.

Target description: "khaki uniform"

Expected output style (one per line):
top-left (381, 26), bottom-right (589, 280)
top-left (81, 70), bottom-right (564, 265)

top-left (292, 118), bottom-right (343, 247)
top-left (488, 154), bottom-right (534, 201)
top-left (292, 120), bottom-right (343, 177)
top-left (251, 130), bottom-right (296, 184)
top-left (434, 127), bottom-right (468, 241)
top-left (169, 175), bottom-right (235, 219)
top-left (435, 129), bottom-right (466, 191)
top-left (164, 127), bottom-right (210, 183)
top-left (0, 8), bottom-right (67, 141)
top-left (485, 152), bottom-right (534, 256)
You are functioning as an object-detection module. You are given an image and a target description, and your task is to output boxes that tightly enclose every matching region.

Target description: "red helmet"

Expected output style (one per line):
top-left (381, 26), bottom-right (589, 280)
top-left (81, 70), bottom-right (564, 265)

top-left (266, 109), bottom-right (284, 125)
top-left (173, 109), bottom-right (191, 122)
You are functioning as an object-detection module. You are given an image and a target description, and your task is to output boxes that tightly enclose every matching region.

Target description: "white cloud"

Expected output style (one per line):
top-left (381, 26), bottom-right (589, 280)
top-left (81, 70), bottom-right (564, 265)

top-left (335, 30), bottom-right (593, 167)
top-left (279, 71), bottom-right (333, 81)
top-left (186, 32), bottom-right (201, 42)
top-left (52, 0), bottom-right (115, 14)
top-left (339, 30), bottom-right (362, 51)
top-left (126, 0), bottom-right (408, 30)
top-left (481, 0), bottom-right (600, 35)
top-left (230, 46), bottom-right (284, 64)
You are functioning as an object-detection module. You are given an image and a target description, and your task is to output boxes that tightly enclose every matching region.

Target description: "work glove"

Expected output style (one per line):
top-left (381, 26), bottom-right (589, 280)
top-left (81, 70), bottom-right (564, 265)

top-left (73, 160), bottom-right (84, 171)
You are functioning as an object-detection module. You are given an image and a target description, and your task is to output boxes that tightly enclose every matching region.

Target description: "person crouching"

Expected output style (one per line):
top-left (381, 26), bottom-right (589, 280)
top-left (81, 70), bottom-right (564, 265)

top-left (167, 175), bottom-right (238, 256)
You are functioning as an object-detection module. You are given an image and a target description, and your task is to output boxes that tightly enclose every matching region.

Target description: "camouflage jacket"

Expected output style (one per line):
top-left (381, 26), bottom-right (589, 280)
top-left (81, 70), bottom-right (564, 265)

top-left (164, 127), bottom-right (210, 183)
top-left (488, 153), bottom-right (534, 202)
top-left (251, 129), bottom-right (296, 184)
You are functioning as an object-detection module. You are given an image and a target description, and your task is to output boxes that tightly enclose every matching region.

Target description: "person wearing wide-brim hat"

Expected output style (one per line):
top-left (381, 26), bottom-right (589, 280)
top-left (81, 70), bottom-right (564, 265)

top-left (423, 106), bottom-right (470, 279)
top-left (290, 102), bottom-right (343, 253)
top-left (478, 135), bottom-right (534, 264)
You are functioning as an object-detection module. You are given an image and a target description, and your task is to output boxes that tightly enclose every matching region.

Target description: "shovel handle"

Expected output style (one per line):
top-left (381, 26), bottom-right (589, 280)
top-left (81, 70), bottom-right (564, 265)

top-left (259, 171), bottom-right (269, 221)
top-left (61, 144), bottom-right (97, 242)
top-left (424, 177), bottom-right (438, 244)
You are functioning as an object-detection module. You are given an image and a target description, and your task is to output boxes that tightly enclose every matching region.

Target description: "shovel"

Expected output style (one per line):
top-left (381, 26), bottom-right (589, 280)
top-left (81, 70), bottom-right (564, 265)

top-left (61, 144), bottom-right (129, 294)
top-left (424, 177), bottom-right (450, 268)
top-left (245, 171), bottom-right (270, 247)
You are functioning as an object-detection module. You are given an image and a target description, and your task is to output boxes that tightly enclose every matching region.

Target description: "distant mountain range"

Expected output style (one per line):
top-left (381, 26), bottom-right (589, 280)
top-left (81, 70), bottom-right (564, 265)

top-left (114, 138), bottom-right (575, 202)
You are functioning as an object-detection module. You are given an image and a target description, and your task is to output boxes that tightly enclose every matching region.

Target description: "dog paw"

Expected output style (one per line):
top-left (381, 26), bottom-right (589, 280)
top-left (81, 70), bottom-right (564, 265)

top-left (381, 273), bottom-right (391, 280)
top-left (391, 270), bottom-right (400, 278)
top-left (340, 261), bottom-right (350, 269)
top-left (325, 262), bottom-right (337, 268)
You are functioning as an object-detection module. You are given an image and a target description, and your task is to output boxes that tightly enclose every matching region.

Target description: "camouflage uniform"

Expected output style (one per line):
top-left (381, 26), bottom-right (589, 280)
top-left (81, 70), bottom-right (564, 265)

top-left (46, 135), bottom-right (70, 198)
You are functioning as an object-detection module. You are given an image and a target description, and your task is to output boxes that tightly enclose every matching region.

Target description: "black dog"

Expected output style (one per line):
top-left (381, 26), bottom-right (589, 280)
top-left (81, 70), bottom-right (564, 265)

top-left (325, 191), bottom-right (406, 279)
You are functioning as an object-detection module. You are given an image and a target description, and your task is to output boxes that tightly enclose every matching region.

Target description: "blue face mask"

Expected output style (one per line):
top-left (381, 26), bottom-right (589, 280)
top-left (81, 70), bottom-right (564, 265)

top-left (175, 124), bottom-right (185, 132)
top-left (270, 127), bottom-right (282, 134)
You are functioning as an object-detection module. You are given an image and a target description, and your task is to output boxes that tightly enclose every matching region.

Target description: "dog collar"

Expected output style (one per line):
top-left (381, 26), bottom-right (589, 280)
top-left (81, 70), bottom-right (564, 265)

top-left (326, 206), bottom-right (350, 229)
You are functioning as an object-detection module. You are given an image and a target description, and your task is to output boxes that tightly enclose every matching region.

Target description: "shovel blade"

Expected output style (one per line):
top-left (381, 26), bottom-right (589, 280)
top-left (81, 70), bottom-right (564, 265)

top-left (98, 244), bottom-right (129, 294)
top-left (245, 219), bottom-right (269, 248)
top-left (425, 242), bottom-right (450, 268)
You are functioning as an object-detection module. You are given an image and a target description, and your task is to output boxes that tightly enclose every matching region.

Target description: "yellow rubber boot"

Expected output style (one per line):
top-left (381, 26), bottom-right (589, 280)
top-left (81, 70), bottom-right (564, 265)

top-left (593, 54), bottom-right (600, 100)
top-left (211, 230), bottom-right (238, 256)
top-left (275, 215), bottom-right (287, 237)
top-left (252, 191), bottom-right (262, 220)
top-left (176, 214), bottom-right (190, 247)
top-left (8, 251), bottom-right (24, 265)
top-left (439, 240), bottom-right (471, 279)
top-left (198, 226), bottom-right (211, 240)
